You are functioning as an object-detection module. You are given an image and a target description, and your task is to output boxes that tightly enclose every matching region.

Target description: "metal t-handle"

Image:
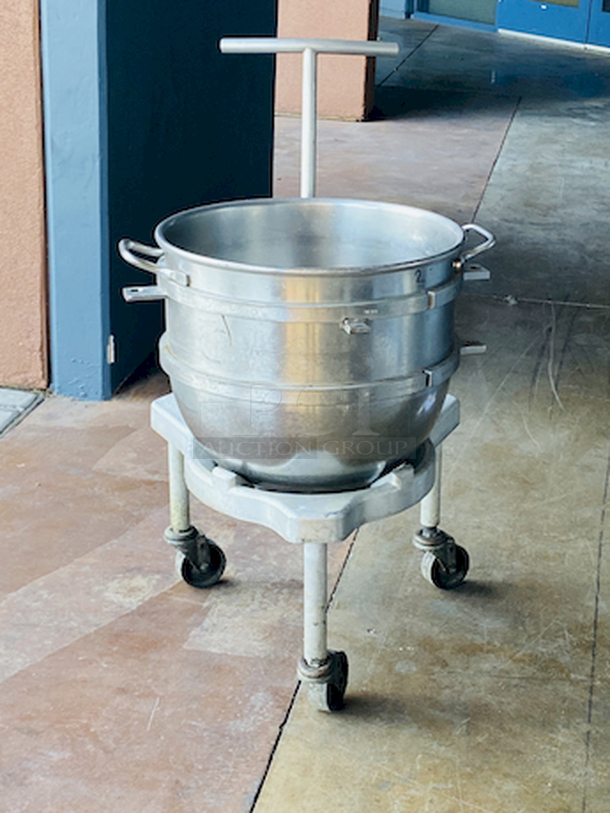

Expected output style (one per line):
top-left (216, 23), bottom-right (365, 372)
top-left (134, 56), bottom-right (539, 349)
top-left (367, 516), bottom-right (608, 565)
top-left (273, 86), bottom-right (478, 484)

top-left (219, 37), bottom-right (399, 198)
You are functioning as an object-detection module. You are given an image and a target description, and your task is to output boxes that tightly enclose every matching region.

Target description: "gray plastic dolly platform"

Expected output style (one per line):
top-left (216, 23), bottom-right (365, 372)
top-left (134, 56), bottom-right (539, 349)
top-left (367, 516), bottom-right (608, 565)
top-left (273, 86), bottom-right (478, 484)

top-left (151, 393), bottom-right (465, 712)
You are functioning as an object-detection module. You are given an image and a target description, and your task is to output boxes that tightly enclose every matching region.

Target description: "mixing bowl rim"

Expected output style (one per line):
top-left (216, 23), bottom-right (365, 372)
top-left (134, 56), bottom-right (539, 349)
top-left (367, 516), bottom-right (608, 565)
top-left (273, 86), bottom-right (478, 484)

top-left (153, 196), bottom-right (466, 276)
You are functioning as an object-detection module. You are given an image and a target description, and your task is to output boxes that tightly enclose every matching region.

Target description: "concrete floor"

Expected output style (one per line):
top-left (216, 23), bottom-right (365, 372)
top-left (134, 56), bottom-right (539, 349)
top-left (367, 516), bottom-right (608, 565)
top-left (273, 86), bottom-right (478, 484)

top-left (1, 18), bottom-right (609, 813)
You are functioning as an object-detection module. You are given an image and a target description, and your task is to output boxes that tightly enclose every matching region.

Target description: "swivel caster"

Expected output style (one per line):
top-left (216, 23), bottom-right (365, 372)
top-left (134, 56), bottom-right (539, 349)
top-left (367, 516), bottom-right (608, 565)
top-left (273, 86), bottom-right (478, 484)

top-left (301, 650), bottom-right (349, 712)
top-left (175, 538), bottom-right (226, 589)
top-left (421, 544), bottom-right (469, 590)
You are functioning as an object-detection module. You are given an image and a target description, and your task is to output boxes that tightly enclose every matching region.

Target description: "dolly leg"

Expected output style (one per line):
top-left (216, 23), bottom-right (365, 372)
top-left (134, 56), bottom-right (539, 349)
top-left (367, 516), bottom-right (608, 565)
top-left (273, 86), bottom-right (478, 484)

top-left (168, 444), bottom-right (192, 534)
top-left (165, 443), bottom-right (226, 589)
top-left (298, 542), bottom-right (348, 712)
top-left (413, 445), bottom-right (470, 589)
top-left (420, 444), bottom-right (442, 532)
top-left (303, 542), bottom-right (328, 666)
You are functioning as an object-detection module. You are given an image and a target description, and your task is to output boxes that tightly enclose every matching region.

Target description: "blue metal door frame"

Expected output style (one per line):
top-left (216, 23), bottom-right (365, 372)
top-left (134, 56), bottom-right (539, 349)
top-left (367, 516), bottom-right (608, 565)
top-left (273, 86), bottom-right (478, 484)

top-left (588, 1), bottom-right (610, 44)
top-left (40, 0), bottom-right (111, 400)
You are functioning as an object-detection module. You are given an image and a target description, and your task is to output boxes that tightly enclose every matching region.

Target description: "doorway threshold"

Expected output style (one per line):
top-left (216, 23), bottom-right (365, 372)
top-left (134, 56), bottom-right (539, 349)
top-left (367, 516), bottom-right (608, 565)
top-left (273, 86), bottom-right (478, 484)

top-left (499, 27), bottom-right (610, 52)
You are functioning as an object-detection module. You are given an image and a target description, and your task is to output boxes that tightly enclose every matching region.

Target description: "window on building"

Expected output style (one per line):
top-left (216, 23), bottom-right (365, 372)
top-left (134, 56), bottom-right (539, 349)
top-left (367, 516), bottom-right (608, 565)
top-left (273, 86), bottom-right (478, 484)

top-left (417, 0), bottom-right (497, 25)
top-left (536, 0), bottom-right (579, 6)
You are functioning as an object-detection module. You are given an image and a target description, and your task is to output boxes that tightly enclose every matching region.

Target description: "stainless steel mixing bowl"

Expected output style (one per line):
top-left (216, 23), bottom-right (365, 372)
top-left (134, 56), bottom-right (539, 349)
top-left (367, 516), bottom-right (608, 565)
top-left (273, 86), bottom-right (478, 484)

top-left (121, 197), bottom-right (494, 491)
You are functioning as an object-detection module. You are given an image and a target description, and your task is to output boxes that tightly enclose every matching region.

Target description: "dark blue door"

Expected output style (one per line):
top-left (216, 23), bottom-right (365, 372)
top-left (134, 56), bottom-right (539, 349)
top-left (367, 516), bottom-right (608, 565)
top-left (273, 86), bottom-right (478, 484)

top-left (105, 1), bottom-right (277, 395)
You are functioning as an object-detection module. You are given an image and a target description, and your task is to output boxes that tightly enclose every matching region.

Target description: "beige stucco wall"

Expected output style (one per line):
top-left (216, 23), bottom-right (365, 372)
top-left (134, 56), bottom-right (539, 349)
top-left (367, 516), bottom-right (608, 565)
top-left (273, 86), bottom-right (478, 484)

top-left (0, 1), bottom-right (47, 389)
top-left (276, 0), bottom-right (380, 121)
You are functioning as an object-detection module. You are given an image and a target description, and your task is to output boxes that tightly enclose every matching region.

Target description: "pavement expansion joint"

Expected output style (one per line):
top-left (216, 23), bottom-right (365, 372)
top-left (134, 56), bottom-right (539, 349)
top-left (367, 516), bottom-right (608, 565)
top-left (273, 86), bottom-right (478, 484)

top-left (0, 388), bottom-right (43, 437)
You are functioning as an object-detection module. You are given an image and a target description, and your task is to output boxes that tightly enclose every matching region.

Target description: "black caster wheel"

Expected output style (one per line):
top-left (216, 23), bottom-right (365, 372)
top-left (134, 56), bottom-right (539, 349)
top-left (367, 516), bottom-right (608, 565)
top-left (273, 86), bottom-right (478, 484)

top-left (307, 650), bottom-right (349, 712)
top-left (176, 540), bottom-right (226, 589)
top-left (421, 544), bottom-right (469, 590)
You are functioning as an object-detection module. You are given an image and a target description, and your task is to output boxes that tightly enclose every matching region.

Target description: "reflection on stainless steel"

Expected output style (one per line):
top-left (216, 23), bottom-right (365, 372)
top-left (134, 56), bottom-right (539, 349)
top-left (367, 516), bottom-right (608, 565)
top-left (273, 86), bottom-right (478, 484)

top-left (121, 197), bottom-right (495, 492)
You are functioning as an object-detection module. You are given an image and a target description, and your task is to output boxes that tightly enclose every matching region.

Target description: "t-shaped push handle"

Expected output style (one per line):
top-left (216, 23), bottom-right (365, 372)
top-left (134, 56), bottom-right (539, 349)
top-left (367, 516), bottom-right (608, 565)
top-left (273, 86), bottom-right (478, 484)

top-left (219, 37), bottom-right (399, 198)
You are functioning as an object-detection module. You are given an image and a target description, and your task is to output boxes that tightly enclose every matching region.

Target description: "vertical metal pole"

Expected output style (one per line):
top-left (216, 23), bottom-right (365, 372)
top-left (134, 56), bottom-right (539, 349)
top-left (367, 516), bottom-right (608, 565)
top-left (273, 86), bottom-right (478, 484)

top-left (168, 444), bottom-right (191, 533)
top-left (420, 445), bottom-right (442, 530)
top-left (300, 47), bottom-right (317, 199)
top-left (303, 542), bottom-right (328, 666)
